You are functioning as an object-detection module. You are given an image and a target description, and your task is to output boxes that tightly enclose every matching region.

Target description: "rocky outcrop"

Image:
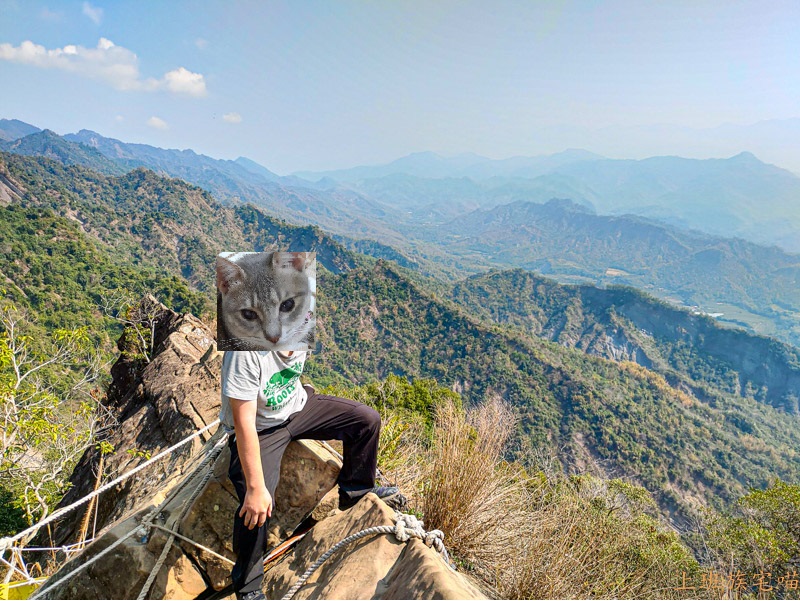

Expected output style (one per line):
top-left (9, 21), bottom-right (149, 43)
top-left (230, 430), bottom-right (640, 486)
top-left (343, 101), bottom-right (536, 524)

top-left (36, 296), bottom-right (486, 600)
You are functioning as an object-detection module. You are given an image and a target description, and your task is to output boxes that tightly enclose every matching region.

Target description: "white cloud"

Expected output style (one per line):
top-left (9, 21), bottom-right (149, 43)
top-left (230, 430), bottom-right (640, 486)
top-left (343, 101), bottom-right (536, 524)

top-left (195, 38), bottom-right (208, 50)
top-left (146, 116), bottom-right (168, 130)
top-left (223, 112), bottom-right (242, 124)
top-left (82, 1), bottom-right (103, 25)
top-left (115, 115), bottom-right (124, 122)
top-left (0, 38), bottom-right (207, 96)
top-left (163, 67), bottom-right (207, 96)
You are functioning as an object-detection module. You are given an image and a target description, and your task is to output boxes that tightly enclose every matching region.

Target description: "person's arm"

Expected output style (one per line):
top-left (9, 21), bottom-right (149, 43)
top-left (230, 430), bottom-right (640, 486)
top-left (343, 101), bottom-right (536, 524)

top-left (230, 397), bottom-right (273, 529)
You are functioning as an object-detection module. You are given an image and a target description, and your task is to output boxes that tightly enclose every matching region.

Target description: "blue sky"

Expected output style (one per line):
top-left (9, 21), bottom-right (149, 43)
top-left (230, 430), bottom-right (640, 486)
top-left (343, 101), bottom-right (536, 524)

top-left (1, 0), bottom-right (799, 174)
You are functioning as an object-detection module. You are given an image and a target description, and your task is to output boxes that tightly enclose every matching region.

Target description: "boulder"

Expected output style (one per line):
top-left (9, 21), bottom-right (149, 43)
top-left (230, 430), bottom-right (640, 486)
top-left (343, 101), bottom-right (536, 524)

top-left (34, 296), bottom-right (487, 600)
top-left (264, 494), bottom-right (485, 600)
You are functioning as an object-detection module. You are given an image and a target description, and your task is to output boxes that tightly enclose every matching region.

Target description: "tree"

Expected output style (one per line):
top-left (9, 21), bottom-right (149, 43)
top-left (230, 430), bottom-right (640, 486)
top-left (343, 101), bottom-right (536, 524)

top-left (0, 294), bottom-right (114, 536)
top-left (100, 292), bottom-right (164, 363)
top-left (704, 479), bottom-right (800, 598)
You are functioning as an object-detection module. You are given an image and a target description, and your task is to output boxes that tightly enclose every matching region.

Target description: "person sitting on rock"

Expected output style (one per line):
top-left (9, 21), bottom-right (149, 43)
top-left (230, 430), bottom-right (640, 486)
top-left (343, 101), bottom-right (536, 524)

top-left (219, 348), bottom-right (401, 600)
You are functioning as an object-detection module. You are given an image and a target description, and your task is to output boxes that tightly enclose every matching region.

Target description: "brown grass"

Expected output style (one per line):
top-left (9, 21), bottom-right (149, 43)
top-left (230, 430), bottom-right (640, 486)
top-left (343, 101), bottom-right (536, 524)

top-left (391, 396), bottom-right (705, 599)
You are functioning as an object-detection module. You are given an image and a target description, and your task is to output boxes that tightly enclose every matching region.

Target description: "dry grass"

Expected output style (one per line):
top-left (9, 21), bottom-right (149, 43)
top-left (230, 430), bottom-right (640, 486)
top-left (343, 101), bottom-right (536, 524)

top-left (389, 396), bottom-right (704, 599)
top-left (418, 397), bottom-right (529, 582)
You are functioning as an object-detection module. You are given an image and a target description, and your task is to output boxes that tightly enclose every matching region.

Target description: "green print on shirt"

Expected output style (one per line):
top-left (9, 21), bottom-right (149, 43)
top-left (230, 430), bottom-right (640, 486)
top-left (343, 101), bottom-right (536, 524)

top-left (262, 361), bottom-right (304, 409)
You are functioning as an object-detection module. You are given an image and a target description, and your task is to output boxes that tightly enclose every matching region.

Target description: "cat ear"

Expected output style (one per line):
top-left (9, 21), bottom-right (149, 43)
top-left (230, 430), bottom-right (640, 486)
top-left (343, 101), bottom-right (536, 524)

top-left (290, 252), bottom-right (312, 272)
top-left (216, 256), bottom-right (245, 294)
top-left (272, 252), bottom-right (314, 273)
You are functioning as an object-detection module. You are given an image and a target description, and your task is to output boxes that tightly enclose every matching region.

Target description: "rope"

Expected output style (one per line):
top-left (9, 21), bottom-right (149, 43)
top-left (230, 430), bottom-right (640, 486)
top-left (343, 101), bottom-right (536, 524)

top-left (30, 429), bottom-right (227, 600)
top-left (143, 523), bottom-right (234, 566)
top-left (280, 512), bottom-right (452, 601)
top-left (8, 541), bottom-right (95, 553)
top-left (137, 433), bottom-right (228, 600)
top-left (29, 525), bottom-right (141, 599)
top-left (0, 419), bottom-right (220, 552)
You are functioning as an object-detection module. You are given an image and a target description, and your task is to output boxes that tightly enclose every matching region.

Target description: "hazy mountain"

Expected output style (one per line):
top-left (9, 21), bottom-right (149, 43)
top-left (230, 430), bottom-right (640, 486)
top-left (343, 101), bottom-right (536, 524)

top-left (293, 148), bottom-right (606, 182)
top-left (0, 130), bottom-right (124, 175)
top-left (0, 118), bottom-right (40, 141)
top-left (296, 147), bottom-right (800, 253)
top-left (58, 128), bottom-right (409, 245)
top-left (543, 152), bottom-right (800, 252)
top-left (419, 198), bottom-right (800, 348)
top-left (64, 129), bottom-right (276, 187)
top-left (347, 173), bottom-right (597, 222)
top-left (233, 156), bottom-right (281, 181)
top-left (520, 118), bottom-right (800, 177)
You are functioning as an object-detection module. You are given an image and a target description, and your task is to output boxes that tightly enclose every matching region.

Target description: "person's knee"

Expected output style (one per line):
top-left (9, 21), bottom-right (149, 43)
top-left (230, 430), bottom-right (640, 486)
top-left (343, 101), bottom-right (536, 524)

top-left (358, 404), bottom-right (381, 433)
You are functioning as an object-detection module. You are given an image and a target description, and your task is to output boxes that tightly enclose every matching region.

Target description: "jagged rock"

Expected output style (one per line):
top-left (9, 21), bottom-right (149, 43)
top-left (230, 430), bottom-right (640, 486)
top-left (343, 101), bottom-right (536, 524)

top-left (46, 295), bottom-right (222, 549)
top-left (35, 297), bottom-right (487, 600)
top-left (264, 494), bottom-right (485, 600)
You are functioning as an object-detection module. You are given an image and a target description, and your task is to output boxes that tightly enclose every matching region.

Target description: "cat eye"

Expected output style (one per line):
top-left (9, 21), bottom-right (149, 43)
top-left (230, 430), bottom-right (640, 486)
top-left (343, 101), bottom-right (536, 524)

top-left (241, 309), bottom-right (259, 321)
top-left (279, 299), bottom-right (295, 312)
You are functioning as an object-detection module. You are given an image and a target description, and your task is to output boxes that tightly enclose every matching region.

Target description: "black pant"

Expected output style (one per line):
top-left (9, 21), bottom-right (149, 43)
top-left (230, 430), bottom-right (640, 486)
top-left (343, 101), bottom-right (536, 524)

top-left (227, 385), bottom-right (381, 595)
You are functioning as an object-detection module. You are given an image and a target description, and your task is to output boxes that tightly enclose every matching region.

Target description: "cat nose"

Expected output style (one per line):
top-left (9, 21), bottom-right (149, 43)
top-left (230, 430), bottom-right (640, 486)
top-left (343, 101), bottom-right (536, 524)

top-left (266, 335), bottom-right (280, 344)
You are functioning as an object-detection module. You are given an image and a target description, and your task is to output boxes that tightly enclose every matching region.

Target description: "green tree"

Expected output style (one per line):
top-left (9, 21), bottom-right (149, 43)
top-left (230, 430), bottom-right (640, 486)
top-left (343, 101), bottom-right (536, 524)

top-left (704, 479), bottom-right (800, 598)
top-left (0, 294), bottom-right (113, 537)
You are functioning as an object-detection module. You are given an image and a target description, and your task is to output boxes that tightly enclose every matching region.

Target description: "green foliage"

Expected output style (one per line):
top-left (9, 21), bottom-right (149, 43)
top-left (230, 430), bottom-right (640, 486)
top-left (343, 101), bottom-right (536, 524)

top-left (305, 262), bottom-right (800, 524)
top-left (705, 479), bottom-right (800, 598)
top-left (323, 373), bottom-right (461, 430)
top-left (320, 374), bottom-right (462, 470)
top-left (96, 441), bottom-right (115, 455)
top-left (0, 297), bottom-right (107, 526)
top-left (126, 448), bottom-right (152, 460)
top-left (0, 487), bottom-right (27, 536)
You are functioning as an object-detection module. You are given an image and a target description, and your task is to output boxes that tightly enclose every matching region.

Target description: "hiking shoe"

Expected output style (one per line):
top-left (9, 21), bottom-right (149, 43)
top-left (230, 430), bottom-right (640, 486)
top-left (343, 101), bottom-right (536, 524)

top-left (339, 486), bottom-right (407, 511)
top-left (235, 589), bottom-right (266, 600)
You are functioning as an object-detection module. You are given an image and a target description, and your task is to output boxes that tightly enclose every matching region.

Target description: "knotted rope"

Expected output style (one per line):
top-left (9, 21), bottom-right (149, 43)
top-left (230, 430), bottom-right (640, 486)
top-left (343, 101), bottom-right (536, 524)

top-left (281, 511), bottom-right (452, 600)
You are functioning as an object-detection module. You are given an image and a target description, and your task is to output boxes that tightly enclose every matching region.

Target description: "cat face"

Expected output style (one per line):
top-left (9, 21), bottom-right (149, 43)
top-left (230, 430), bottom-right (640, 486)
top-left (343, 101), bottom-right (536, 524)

top-left (216, 251), bottom-right (316, 351)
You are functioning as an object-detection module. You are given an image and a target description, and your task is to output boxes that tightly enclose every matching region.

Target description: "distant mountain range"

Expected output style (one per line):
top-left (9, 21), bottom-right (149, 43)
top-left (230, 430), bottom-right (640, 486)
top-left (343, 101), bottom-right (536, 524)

top-left (419, 198), bottom-right (800, 346)
top-left (4, 150), bottom-right (800, 527)
top-left (294, 148), bottom-right (607, 181)
top-left (297, 148), bottom-right (800, 253)
top-left (0, 129), bottom-right (125, 175)
top-left (2, 117), bottom-right (799, 349)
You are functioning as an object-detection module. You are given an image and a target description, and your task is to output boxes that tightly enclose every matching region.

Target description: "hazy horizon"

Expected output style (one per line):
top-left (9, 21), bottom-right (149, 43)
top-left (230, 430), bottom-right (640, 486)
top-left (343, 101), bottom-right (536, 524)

top-left (2, 1), bottom-right (799, 174)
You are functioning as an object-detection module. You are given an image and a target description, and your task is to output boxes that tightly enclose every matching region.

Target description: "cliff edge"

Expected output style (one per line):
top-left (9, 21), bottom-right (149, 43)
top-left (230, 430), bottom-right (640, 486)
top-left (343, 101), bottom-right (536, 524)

top-left (34, 296), bottom-right (485, 600)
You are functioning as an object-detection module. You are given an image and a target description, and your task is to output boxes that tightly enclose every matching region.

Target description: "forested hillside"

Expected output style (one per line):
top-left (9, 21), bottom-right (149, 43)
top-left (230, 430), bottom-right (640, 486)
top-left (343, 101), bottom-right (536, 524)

top-left (2, 148), bottom-right (800, 538)
top-left (451, 269), bottom-right (800, 413)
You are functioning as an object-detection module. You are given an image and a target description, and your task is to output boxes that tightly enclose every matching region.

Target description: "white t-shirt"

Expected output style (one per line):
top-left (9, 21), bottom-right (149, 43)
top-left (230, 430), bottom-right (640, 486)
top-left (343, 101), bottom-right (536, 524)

top-left (219, 350), bottom-right (309, 432)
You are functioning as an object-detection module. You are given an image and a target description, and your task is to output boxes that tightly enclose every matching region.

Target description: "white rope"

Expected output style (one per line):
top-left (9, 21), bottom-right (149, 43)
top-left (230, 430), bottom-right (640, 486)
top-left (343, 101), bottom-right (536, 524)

top-left (12, 540), bottom-right (95, 553)
top-left (143, 523), bottom-right (234, 566)
top-left (30, 428), bottom-right (226, 600)
top-left (137, 433), bottom-right (229, 600)
top-left (0, 419), bottom-right (220, 552)
top-left (5, 577), bottom-right (46, 588)
top-left (29, 526), bottom-right (141, 600)
top-left (281, 511), bottom-right (452, 601)
top-left (0, 555), bottom-right (31, 581)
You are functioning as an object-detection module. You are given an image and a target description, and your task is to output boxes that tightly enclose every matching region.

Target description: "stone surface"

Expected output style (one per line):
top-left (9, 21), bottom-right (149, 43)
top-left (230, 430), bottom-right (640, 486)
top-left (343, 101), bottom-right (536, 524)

top-left (35, 297), bottom-right (488, 600)
top-left (264, 494), bottom-right (485, 600)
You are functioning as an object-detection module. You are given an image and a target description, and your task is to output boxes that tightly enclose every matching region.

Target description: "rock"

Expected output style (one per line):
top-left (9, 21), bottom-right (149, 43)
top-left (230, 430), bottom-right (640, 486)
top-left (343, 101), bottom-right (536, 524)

top-left (264, 494), bottom-right (485, 600)
top-left (34, 297), bottom-right (488, 600)
top-left (164, 555), bottom-right (207, 599)
top-left (46, 296), bottom-right (222, 549)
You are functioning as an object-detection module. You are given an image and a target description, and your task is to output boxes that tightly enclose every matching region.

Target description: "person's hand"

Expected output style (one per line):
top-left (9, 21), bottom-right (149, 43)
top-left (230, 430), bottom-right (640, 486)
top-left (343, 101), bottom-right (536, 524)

top-left (240, 485), bottom-right (272, 529)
